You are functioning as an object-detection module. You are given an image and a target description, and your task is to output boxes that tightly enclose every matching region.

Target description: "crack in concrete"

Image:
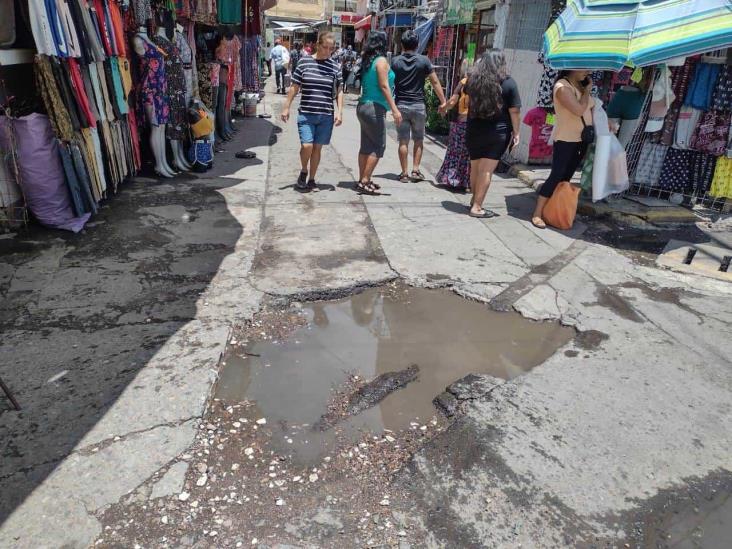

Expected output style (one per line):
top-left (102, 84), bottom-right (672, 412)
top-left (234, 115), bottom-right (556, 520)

top-left (490, 240), bottom-right (589, 312)
top-left (74, 417), bottom-right (200, 456)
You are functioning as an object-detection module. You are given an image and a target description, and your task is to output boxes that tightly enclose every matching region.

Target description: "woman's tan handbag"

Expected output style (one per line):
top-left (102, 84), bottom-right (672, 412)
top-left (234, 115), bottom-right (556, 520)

top-left (543, 181), bottom-right (580, 230)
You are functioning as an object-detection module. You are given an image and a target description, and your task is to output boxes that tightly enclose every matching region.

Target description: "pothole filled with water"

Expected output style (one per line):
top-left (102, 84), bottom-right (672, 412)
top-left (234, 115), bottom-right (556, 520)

top-left (216, 284), bottom-right (574, 465)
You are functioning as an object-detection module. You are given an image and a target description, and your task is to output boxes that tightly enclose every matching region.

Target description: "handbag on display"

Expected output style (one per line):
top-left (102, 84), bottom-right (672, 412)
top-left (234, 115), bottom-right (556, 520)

top-left (188, 140), bottom-right (213, 172)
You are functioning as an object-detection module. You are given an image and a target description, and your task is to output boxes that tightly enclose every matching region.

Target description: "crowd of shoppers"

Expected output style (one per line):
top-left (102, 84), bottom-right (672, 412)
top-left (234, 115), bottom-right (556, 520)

top-left (272, 29), bottom-right (589, 227)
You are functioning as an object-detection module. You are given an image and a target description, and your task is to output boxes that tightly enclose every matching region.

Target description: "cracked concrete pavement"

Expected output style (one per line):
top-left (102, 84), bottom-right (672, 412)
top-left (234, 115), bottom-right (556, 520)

top-left (1, 87), bottom-right (731, 548)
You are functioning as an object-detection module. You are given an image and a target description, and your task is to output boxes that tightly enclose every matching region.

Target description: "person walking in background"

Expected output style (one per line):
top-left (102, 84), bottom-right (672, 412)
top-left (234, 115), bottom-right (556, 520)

top-left (342, 45), bottom-right (357, 92)
top-left (281, 32), bottom-right (344, 191)
top-left (355, 31), bottom-right (402, 195)
top-left (270, 38), bottom-right (290, 94)
top-left (391, 30), bottom-right (447, 183)
top-left (437, 67), bottom-right (471, 192)
top-left (290, 42), bottom-right (303, 74)
top-left (264, 42), bottom-right (272, 76)
top-left (464, 49), bottom-right (521, 218)
top-left (531, 70), bottom-right (594, 229)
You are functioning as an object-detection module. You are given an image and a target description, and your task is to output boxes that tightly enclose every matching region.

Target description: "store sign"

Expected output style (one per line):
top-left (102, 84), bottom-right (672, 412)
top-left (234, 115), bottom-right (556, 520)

top-left (332, 13), bottom-right (363, 25)
top-left (443, 0), bottom-right (475, 25)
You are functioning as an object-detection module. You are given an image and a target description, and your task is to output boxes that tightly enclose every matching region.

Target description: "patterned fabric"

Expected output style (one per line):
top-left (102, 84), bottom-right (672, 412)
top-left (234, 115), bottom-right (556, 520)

top-left (651, 102), bottom-right (681, 146)
top-left (709, 156), bottom-right (732, 198)
top-left (689, 152), bottom-right (717, 195)
top-left (191, 0), bottom-right (217, 25)
top-left (711, 65), bottom-right (732, 112)
top-left (152, 35), bottom-right (188, 139)
top-left (175, 30), bottom-right (195, 104)
top-left (35, 55), bottom-right (75, 141)
top-left (671, 57), bottom-right (697, 101)
top-left (691, 110), bottom-right (730, 156)
top-left (197, 60), bottom-right (215, 109)
top-left (175, 0), bottom-right (191, 18)
top-left (436, 120), bottom-right (470, 189)
top-left (242, 36), bottom-right (260, 92)
top-left (138, 38), bottom-right (170, 125)
top-left (633, 142), bottom-right (668, 186)
top-left (536, 52), bottom-right (557, 109)
top-left (133, 0), bottom-right (152, 25)
top-left (658, 148), bottom-right (694, 193)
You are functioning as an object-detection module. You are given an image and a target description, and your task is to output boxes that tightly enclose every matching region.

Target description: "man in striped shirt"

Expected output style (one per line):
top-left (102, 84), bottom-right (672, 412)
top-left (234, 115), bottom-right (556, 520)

top-left (281, 32), bottom-right (344, 191)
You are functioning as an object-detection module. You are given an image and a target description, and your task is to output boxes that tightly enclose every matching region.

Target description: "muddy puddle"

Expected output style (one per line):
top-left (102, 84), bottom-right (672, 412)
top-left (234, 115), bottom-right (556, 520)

top-left (216, 285), bottom-right (573, 465)
top-left (644, 488), bottom-right (731, 548)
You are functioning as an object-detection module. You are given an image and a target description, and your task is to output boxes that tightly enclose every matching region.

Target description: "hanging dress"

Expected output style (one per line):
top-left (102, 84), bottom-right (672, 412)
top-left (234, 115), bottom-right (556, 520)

top-left (137, 38), bottom-right (170, 126)
top-left (152, 35), bottom-right (188, 139)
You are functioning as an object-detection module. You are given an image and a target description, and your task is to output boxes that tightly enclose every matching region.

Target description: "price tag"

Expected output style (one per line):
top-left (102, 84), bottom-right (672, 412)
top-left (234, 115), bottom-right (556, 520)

top-left (545, 113), bottom-right (556, 125)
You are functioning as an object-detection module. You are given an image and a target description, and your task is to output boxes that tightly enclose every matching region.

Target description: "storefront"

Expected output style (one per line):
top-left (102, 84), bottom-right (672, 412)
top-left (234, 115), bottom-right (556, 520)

top-left (0, 0), bottom-right (268, 232)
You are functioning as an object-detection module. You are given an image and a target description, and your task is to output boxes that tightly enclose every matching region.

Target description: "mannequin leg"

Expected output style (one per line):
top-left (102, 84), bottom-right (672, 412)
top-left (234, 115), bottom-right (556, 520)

top-left (177, 141), bottom-right (192, 169)
top-left (170, 140), bottom-right (191, 171)
top-left (157, 125), bottom-right (178, 176)
top-left (150, 126), bottom-right (173, 177)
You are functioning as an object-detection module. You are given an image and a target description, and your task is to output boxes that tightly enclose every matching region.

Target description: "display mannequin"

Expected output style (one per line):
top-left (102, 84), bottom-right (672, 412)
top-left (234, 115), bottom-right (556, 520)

top-left (153, 25), bottom-right (192, 171)
top-left (175, 23), bottom-right (195, 106)
top-left (132, 26), bottom-right (177, 177)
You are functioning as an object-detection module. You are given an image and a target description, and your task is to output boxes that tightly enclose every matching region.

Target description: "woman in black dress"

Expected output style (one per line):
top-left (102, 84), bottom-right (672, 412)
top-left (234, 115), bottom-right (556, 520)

top-left (464, 49), bottom-right (521, 218)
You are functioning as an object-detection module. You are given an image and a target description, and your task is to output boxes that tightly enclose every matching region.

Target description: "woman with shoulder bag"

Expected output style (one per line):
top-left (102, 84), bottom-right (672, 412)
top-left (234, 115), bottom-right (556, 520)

top-left (531, 70), bottom-right (595, 229)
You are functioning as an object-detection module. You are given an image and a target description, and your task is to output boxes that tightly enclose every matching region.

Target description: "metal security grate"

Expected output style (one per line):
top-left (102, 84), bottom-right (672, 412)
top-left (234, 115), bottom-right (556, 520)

top-left (503, 0), bottom-right (552, 51)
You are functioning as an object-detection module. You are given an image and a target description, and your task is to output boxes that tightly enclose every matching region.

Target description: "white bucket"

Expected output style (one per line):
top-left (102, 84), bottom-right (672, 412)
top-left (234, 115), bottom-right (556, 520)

top-left (244, 94), bottom-right (258, 117)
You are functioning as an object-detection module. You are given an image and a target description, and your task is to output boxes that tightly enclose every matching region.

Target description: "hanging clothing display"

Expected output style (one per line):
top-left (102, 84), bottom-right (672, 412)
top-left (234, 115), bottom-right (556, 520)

top-left (217, 0), bottom-right (241, 24)
top-left (710, 156), bottom-right (732, 198)
top-left (684, 63), bottom-right (721, 111)
top-left (690, 110), bottom-right (730, 156)
top-left (137, 38), bottom-right (170, 126)
top-left (711, 65), bottom-right (732, 111)
top-left (633, 142), bottom-right (668, 186)
top-left (152, 34), bottom-right (189, 139)
top-left (14, 0), bottom-right (265, 231)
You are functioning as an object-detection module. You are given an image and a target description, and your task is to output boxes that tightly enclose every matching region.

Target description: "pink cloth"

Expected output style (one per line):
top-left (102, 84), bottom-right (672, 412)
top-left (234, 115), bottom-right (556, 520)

top-left (523, 107), bottom-right (554, 160)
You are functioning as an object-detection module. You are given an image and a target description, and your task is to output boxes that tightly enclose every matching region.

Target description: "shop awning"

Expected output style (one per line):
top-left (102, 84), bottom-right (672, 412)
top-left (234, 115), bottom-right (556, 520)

top-left (270, 20), bottom-right (311, 31)
top-left (270, 19), bottom-right (327, 31)
top-left (354, 15), bottom-right (372, 30)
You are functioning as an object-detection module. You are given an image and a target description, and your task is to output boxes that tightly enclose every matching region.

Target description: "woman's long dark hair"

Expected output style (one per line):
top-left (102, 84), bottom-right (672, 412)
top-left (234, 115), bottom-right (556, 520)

top-left (465, 49), bottom-right (508, 119)
top-left (361, 31), bottom-right (388, 72)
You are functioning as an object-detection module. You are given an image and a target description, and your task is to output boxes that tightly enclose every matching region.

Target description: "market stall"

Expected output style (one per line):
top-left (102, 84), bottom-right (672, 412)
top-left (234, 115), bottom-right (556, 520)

top-left (542, 0), bottom-right (732, 209)
top-left (0, 0), bottom-right (266, 232)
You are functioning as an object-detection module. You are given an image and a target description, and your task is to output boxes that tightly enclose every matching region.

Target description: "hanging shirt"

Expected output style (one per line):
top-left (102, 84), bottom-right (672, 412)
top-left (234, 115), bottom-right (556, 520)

top-left (522, 107), bottom-right (554, 160)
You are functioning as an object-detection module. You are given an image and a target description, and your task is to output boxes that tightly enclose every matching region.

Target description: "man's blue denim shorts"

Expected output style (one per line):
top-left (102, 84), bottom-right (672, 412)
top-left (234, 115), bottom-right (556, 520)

top-left (297, 113), bottom-right (335, 145)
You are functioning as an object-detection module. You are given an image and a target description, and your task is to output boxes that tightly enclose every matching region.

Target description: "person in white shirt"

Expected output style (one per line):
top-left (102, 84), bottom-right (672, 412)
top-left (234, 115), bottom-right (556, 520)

top-left (264, 42), bottom-right (272, 76)
top-left (270, 39), bottom-right (290, 94)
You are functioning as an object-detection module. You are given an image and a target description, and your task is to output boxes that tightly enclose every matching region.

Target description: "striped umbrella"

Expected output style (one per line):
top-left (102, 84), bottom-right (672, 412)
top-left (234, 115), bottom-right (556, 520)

top-left (544, 0), bottom-right (732, 70)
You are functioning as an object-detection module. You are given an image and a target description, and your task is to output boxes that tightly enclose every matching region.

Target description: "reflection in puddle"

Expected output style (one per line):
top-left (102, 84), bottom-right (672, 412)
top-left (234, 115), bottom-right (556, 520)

top-left (216, 286), bottom-right (573, 465)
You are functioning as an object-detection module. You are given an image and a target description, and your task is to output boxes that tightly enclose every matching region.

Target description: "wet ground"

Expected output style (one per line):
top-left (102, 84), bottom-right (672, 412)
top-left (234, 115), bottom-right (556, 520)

top-left (94, 284), bottom-right (575, 548)
top-left (217, 283), bottom-right (574, 465)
